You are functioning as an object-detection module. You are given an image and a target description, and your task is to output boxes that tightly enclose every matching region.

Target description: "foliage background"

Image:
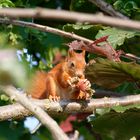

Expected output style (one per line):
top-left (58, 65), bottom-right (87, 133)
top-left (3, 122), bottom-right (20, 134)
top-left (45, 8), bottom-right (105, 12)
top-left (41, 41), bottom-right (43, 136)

top-left (0, 0), bottom-right (140, 140)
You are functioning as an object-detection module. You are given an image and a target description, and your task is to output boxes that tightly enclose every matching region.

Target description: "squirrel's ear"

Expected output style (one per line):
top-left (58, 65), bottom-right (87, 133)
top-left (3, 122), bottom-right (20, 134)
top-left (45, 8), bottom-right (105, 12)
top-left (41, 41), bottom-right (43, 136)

top-left (82, 50), bottom-right (85, 57)
top-left (68, 49), bottom-right (75, 57)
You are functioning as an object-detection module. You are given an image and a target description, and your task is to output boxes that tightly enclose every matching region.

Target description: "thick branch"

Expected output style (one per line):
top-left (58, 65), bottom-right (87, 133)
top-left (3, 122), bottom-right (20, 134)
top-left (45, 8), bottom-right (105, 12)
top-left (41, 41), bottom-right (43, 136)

top-left (88, 0), bottom-right (128, 19)
top-left (0, 86), bottom-right (70, 140)
top-left (0, 90), bottom-right (140, 121)
top-left (0, 8), bottom-right (140, 30)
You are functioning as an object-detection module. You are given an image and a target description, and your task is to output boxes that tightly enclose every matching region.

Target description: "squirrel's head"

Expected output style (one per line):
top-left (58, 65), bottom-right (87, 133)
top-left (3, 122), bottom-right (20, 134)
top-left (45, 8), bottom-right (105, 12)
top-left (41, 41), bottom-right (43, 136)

top-left (66, 49), bottom-right (86, 78)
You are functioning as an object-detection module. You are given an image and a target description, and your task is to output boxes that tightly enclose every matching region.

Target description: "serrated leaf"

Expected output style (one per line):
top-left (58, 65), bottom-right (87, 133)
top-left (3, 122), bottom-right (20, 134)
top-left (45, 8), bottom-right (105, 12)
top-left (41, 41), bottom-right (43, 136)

top-left (112, 104), bottom-right (140, 113)
top-left (94, 104), bottom-right (140, 116)
top-left (90, 109), bottom-right (140, 140)
top-left (63, 24), bottom-right (103, 40)
top-left (85, 58), bottom-right (140, 88)
top-left (96, 27), bottom-right (136, 48)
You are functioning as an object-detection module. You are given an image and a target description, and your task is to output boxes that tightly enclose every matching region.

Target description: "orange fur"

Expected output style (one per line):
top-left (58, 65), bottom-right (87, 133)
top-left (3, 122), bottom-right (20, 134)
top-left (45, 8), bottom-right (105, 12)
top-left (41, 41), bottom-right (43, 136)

top-left (29, 71), bottom-right (48, 99)
top-left (28, 50), bottom-right (88, 100)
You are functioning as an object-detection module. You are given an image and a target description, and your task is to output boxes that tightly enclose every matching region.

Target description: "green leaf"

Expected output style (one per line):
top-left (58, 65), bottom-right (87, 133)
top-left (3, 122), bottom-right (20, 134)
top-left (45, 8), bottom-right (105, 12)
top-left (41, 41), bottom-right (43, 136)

top-left (90, 109), bottom-right (140, 140)
top-left (113, 0), bottom-right (124, 11)
top-left (85, 58), bottom-right (140, 88)
top-left (124, 1), bottom-right (138, 10)
top-left (0, 94), bottom-right (9, 101)
top-left (0, 0), bottom-right (15, 7)
top-left (113, 0), bottom-right (139, 17)
top-left (63, 24), bottom-right (103, 40)
top-left (8, 32), bottom-right (22, 46)
top-left (96, 27), bottom-right (137, 48)
top-left (25, 29), bottom-right (62, 62)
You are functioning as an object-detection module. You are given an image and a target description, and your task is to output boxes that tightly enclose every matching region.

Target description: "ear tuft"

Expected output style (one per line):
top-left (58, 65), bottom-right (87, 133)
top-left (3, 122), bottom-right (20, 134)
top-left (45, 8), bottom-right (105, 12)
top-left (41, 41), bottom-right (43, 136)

top-left (82, 50), bottom-right (85, 57)
top-left (68, 49), bottom-right (75, 57)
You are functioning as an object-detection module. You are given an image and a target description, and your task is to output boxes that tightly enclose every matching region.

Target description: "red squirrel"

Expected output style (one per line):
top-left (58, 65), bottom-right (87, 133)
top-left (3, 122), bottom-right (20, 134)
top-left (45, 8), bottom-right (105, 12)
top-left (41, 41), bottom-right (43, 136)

top-left (28, 49), bottom-right (93, 101)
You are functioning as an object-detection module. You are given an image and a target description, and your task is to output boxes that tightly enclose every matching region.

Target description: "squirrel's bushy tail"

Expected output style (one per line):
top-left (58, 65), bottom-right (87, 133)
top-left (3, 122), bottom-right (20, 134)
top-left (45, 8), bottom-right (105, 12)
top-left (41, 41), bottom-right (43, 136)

top-left (28, 71), bottom-right (48, 99)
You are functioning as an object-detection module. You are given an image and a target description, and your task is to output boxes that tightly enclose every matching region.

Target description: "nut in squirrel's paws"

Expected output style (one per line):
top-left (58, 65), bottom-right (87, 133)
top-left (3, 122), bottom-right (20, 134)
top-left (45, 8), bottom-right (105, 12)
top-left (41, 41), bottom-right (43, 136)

top-left (77, 79), bottom-right (91, 92)
top-left (77, 79), bottom-right (95, 97)
top-left (67, 77), bottom-right (95, 98)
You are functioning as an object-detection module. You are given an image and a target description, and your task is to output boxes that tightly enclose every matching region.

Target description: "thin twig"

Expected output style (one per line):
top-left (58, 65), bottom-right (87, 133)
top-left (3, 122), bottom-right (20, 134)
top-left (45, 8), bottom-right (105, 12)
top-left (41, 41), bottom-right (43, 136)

top-left (88, 0), bottom-right (128, 19)
top-left (0, 8), bottom-right (140, 30)
top-left (0, 88), bottom-right (140, 121)
top-left (122, 53), bottom-right (140, 63)
top-left (0, 86), bottom-right (70, 140)
top-left (0, 18), bottom-right (92, 43)
top-left (94, 89), bottom-right (126, 98)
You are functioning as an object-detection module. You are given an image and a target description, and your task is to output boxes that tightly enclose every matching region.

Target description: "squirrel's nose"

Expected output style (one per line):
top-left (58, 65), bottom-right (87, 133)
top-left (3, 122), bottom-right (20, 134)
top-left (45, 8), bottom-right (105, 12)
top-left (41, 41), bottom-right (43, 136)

top-left (77, 73), bottom-right (83, 78)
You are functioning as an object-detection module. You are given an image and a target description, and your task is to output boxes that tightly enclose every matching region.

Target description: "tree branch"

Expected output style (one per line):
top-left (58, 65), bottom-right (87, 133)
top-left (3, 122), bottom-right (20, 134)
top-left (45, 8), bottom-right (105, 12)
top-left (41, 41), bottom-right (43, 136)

top-left (122, 53), bottom-right (140, 63)
top-left (0, 18), bottom-right (138, 62)
top-left (0, 18), bottom-right (92, 43)
top-left (88, 0), bottom-right (128, 19)
top-left (0, 8), bottom-right (140, 30)
top-left (0, 88), bottom-right (140, 121)
top-left (0, 86), bottom-right (71, 140)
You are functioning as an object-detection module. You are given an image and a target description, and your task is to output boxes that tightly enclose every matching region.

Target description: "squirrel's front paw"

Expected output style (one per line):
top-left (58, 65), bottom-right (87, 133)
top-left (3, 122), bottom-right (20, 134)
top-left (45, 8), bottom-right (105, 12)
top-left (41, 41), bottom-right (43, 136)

top-left (67, 77), bottom-right (79, 88)
top-left (48, 95), bottom-right (60, 102)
